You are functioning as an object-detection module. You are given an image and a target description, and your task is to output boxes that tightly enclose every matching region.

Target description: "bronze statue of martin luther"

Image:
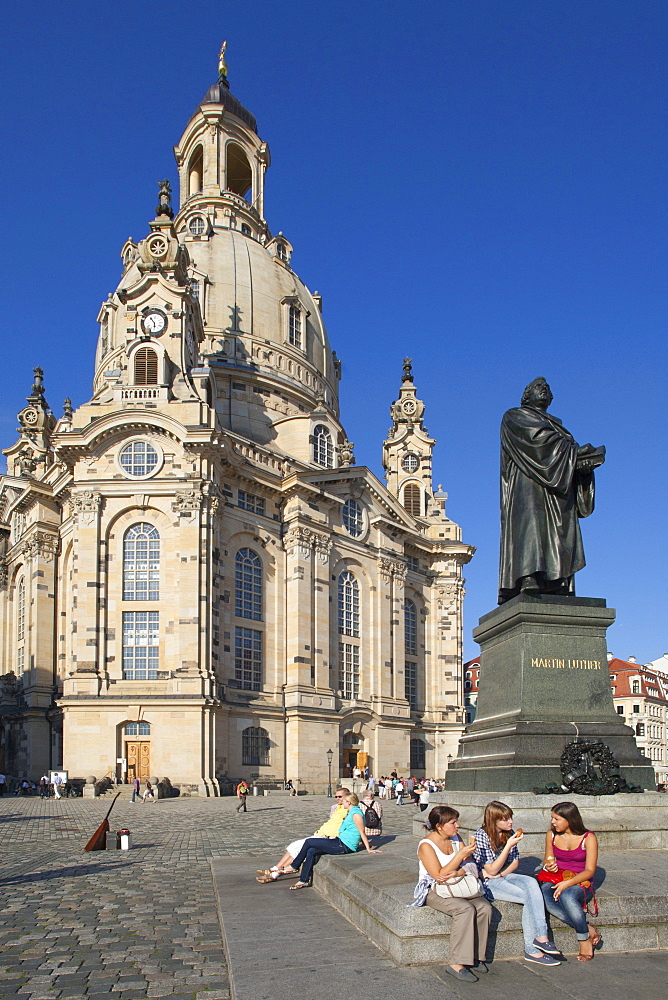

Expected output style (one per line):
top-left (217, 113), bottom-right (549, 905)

top-left (498, 377), bottom-right (605, 605)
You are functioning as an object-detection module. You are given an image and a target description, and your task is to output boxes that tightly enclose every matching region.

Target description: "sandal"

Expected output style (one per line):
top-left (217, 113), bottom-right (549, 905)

top-left (255, 875), bottom-right (275, 883)
top-left (256, 868), bottom-right (276, 876)
top-left (289, 881), bottom-right (310, 890)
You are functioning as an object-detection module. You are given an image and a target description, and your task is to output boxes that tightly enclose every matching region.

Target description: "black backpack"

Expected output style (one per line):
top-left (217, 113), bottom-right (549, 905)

top-left (363, 802), bottom-right (381, 829)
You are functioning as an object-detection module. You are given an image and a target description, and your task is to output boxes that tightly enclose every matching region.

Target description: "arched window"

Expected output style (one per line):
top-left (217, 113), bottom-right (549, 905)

top-left (342, 499), bottom-right (363, 537)
top-left (16, 577), bottom-right (25, 676)
top-left (403, 483), bottom-right (422, 517)
top-left (404, 599), bottom-right (418, 708)
top-left (313, 425), bottom-right (333, 468)
top-left (122, 611), bottom-right (159, 680)
top-left (404, 600), bottom-right (417, 657)
top-left (242, 726), bottom-right (270, 766)
top-left (276, 242), bottom-right (287, 261)
top-left (226, 143), bottom-right (252, 199)
top-left (134, 347), bottom-right (158, 386)
top-left (410, 737), bottom-right (426, 771)
top-left (289, 305), bottom-right (302, 349)
top-left (338, 571), bottom-right (360, 700)
top-left (188, 146), bottom-right (203, 196)
top-left (235, 549), bottom-right (262, 620)
top-left (123, 524), bottom-right (160, 600)
top-left (338, 572), bottom-right (359, 637)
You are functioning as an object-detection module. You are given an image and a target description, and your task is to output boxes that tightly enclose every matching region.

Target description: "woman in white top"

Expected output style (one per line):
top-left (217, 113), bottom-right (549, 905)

top-left (410, 805), bottom-right (492, 983)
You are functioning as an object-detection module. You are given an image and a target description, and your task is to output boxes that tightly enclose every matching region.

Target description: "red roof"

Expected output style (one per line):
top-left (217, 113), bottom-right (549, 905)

top-left (608, 658), bottom-right (668, 702)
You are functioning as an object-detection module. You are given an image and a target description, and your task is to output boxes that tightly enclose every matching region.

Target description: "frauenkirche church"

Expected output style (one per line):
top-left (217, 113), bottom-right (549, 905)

top-left (0, 51), bottom-right (473, 794)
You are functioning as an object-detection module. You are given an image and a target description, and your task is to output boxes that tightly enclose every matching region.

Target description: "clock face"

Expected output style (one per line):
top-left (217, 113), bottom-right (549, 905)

top-left (186, 328), bottom-right (196, 362)
top-left (141, 310), bottom-right (166, 335)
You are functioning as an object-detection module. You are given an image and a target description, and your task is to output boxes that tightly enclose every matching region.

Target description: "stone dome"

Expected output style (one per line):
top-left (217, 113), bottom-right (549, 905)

top-left (178, 219), bottom-right (340, 417)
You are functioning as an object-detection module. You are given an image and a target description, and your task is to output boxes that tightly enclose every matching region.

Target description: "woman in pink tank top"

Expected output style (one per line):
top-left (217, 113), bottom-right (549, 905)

top-left (540, 801), bottom-right (601, 961)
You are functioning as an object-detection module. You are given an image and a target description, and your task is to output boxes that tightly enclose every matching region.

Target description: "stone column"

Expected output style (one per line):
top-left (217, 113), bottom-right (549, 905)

top-left (378, 558), bottom-right (396, 700)
top-left (68, 490), bottom-right (103, 688)
top-left (312, 533), bottom-right (332, 691)
top-left (283, 525), bottom-right (314, 690)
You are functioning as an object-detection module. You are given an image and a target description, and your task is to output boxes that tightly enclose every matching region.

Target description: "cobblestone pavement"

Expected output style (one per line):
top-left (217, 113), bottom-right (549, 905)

top-left (0, 793), bottom-right (417, 1000)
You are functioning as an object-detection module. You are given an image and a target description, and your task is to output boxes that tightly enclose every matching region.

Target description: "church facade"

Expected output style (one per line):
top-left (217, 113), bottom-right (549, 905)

top-left (0, 60), bottom-right (473, 793)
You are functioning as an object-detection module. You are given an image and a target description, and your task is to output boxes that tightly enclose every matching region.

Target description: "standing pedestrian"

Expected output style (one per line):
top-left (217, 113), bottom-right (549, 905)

top-left (0, 772), bottom-right (5, 796)
top-left (236, 779), bottom-right (250, 812)
top-left (361, 789), bottom-right (383, 839)
top-left (131, 776), bottom-right (140, 803)
top-left (395, 778), bottom-right (405, 806)
top-left (142, 780), bottom-right (155, 803)
top-left (39, 774), bottom-right (49, 798)
top-left (52, 773), bottom-right (63, 799)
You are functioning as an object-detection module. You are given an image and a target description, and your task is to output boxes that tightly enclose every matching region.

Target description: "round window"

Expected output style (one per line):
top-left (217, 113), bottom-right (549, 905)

top-left (402, 453), bottom-right (419, 473)
top-left (119, 440), bottom-right (160, 478)
top-left (189, 216), bottom-right (205, 236)
top-left (342, 499), bottom-right (364, 537)
top-left (147, 235), bottom-right (168, 259)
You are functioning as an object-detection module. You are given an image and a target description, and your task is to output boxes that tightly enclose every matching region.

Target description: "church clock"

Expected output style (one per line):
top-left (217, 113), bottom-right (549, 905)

top-left (141, 310), bottom-right (167, 335)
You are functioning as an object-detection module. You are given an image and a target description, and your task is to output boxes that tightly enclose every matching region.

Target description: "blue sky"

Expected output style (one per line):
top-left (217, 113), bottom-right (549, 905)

top-left (1, 1), bottom-right (666, 662)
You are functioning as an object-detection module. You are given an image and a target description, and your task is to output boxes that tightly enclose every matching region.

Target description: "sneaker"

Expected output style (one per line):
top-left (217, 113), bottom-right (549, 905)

top-left (445, 967), bottom-right (478, 982)
top-left (533, 938), bottom-right (561, 956)
top-left (524, 951), bottom-right (561, 966)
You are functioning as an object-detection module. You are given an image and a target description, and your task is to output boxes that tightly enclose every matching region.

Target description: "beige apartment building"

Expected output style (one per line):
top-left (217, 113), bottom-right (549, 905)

top-left (0, 58), bottom-right (473, 794)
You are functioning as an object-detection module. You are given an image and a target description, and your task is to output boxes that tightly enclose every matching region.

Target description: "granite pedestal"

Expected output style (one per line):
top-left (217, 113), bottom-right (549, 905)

top-left (447, 594), bottom-right (655, 792)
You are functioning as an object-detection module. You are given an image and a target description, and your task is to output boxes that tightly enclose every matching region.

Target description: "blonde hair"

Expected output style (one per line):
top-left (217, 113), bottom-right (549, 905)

top-left (346, 792), bottom-right (360, 806)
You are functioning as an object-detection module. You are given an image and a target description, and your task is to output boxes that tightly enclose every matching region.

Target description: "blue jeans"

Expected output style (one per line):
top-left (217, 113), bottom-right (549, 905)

top-left (290, 836), bottom-right (353, 884)
top-left (540, 882), bottom-right (589, 940)
top-left (484, 873), bottom-right (549, 954)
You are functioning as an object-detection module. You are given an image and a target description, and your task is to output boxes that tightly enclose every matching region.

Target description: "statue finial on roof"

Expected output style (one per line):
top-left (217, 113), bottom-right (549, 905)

top-left (218, 41), bottom-right (228, 80)
top-left (155, 179), bottom-right (174, 219)
top-left (32, 367), bottom-right (45, 397)
top-left (402, 357), bottom-right (413, 383)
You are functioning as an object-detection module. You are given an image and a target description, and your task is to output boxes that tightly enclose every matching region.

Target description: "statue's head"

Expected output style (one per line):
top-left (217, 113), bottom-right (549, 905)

top-left (521, 376), bottom-right (553, 410)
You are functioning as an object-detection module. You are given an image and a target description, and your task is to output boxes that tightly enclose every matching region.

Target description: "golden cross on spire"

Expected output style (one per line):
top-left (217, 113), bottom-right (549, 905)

top-left (218, 41), bottom-right (228, 79)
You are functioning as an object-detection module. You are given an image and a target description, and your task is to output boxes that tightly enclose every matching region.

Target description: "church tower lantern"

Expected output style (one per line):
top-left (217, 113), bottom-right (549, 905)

top-left (383, 358), bottom-right (436, 518)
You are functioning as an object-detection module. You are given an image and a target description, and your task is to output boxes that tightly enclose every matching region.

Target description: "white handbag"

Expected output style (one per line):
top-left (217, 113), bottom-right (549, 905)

top-left (434, 871), bottom-right (483, 899)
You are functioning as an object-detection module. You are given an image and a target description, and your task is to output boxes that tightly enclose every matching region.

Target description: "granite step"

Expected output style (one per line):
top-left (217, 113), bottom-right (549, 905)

top-left (314, 834), bottom-right (668, 963)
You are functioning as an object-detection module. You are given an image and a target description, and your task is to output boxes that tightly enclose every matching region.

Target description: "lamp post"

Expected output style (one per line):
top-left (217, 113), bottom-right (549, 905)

top-left (326, 748), bottom-right (334, 798)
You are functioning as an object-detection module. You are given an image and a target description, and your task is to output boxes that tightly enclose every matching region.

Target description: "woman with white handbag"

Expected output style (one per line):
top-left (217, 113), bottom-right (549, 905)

top-left (409, 805), bottom-right (492, 983)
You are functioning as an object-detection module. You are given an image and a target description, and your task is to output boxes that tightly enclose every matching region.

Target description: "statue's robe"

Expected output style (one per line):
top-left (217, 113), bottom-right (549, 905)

top-left (499, 405), bottom-right (595, 602)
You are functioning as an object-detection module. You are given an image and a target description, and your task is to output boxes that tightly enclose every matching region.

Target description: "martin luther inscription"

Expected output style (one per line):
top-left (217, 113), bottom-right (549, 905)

top-left (531, 657), bottom-right (601, 670)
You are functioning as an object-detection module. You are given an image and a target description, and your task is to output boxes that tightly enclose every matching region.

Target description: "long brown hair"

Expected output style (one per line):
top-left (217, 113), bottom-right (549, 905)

top-left (551, 801), bottom-right (587, 835)
top-left (482, 800), bottom-right (513, 852)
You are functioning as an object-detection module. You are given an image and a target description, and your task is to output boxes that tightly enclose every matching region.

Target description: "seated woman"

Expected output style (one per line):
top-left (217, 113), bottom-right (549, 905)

top-left (256, 787), bottom-right (350, 882)
top-left (285, 793), bottom-right (381, 889)
top-left (473, 801), bottom-right (561, 966)
top-left (540, 801), bottom-right (601, 961)
top-left (409, 805), bottom-right (492, 983)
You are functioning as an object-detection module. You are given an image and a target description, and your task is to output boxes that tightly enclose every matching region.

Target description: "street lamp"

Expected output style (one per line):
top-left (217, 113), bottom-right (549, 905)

top-left (326, 748), bottom-right (334, 798)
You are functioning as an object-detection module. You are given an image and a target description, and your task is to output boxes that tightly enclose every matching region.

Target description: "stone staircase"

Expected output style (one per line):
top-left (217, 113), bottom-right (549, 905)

top-left (314, 834), bottom-right (668, 962)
